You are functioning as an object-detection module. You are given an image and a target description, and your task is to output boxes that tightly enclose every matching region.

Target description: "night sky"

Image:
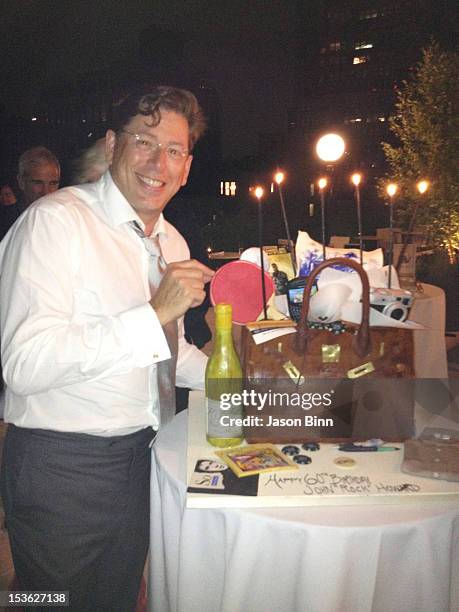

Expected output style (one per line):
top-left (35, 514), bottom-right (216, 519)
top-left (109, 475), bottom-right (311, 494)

top-left (1, 0), bottom-right (299, 158)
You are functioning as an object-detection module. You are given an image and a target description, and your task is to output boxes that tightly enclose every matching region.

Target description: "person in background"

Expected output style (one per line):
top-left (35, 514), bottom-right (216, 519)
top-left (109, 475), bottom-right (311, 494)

top-left (0, 184), bottom-right (17, 207)
top-left (17, 145), bottom-right (60, 207)
top-left (0, 184), bottom-right (19, 240)
top-left (72, 138), bottom-right (109, 184)
top-left (0, 148), bottom-right (61, 241)
top-left (0, 85), bottom-right (213, 612)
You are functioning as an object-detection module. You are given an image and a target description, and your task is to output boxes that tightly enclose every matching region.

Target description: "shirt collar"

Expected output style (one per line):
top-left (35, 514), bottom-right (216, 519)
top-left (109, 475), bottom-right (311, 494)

top-left (99, 170), bottom-right (167, 239)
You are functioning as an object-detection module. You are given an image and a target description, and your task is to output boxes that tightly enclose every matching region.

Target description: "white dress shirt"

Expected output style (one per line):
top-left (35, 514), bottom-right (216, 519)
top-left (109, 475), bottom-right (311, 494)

top-left (0, 171), bottom-right (207, 434)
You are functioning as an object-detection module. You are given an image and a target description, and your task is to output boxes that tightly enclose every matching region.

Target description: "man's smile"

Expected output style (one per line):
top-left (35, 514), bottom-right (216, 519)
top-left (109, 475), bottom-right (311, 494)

top-left (136, 173), bottom-right (165, 189)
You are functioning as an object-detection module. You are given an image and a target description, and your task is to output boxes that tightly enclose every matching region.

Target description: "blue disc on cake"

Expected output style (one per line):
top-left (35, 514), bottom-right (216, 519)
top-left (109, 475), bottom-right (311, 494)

top-left (302, 442), bottom-right (320, 451)
top-left (293, 454), bottom-right (312, 465)
top-left (281, 445), bottom-right (300, 456)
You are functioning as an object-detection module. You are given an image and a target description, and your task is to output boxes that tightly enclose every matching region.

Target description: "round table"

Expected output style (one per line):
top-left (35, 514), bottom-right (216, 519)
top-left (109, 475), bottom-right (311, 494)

top-left (410, 283), bottom-right (448, 378)
top-left (148, 408), bottom-right (459, 612)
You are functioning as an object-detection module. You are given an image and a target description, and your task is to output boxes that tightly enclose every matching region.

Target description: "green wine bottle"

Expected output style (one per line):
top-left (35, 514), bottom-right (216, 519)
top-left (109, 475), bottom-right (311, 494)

top-left (206, 303), bottom-right (244, 447)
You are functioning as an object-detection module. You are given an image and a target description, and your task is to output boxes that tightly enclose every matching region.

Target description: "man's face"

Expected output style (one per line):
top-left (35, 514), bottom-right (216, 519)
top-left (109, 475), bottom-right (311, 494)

top-left (106, 110), bottom-right (192, 229)
top-left (18, 162), bottom-right (60, 206)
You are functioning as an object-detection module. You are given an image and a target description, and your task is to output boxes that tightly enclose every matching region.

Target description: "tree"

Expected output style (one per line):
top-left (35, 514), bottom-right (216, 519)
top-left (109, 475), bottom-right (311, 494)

top-left (380, 42), bottom-right (459, 261)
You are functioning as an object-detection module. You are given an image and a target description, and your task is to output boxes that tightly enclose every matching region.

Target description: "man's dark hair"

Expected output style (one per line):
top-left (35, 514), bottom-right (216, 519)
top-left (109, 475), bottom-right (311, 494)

top-left (112, 85), bottom-right (206, 150)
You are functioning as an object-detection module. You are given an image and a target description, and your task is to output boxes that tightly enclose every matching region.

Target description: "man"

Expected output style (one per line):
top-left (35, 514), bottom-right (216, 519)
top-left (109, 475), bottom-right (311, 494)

top-left (0, 148), bottom-right (60, 240)
top-left (17, 146), bottom-right (61, 207)
top-left (0, 86), bottom-right (213, 611)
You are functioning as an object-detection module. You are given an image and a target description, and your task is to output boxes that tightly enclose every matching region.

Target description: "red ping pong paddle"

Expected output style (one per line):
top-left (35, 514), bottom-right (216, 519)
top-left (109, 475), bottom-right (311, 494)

top-left (210, 260), bottom-right (275, 325)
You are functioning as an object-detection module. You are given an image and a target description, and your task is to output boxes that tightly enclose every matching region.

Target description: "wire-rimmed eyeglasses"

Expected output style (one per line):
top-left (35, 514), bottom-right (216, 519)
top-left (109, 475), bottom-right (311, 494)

top-left (120, 130), bottom-right (189, 161)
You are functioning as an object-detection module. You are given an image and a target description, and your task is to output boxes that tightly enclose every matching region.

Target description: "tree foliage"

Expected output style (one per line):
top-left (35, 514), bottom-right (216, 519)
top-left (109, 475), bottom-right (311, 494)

top-left (380, 42), bottom-right (459, 258)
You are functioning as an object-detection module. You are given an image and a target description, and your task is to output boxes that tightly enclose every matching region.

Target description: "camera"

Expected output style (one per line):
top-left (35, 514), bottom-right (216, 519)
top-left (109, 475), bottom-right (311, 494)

top-left (369, 287), bottom-right (413, 322)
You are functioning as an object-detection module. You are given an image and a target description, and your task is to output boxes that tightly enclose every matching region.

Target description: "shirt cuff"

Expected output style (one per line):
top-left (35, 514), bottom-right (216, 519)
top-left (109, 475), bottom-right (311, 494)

top-left (119, 304), bottom-right (171, 367)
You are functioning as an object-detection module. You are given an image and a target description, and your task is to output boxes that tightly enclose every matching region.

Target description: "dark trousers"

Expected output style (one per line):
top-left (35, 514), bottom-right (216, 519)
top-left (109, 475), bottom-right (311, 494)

top-left (1, 424), bottom-right (155, 612)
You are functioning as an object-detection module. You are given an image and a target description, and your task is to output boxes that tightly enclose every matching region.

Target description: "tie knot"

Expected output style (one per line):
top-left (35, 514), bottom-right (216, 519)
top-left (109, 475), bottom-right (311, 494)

top-left (130, 221), bottom-right (162, 257)
top-left (144, 234), bottom-right (162, 258)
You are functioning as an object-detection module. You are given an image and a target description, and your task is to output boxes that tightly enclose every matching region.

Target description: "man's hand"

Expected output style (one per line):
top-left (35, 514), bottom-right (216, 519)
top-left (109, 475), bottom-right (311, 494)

top-left (150, 259), bottom-right (214, 326)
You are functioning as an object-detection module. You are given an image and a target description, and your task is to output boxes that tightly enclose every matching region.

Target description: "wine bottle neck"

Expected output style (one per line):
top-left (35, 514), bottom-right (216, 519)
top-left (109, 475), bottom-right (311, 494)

top-left (214, 328), bottom-right (234, 346)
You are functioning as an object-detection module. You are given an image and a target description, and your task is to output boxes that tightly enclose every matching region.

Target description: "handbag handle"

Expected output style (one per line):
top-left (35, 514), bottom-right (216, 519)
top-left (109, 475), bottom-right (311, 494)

top-left (295, 257), bottom-right (371, 357)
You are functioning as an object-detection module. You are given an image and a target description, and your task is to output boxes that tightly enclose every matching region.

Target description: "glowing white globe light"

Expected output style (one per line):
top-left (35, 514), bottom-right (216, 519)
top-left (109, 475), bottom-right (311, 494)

top-left (274, 171), bottom-right (285, 185)
top-left (316, 133), bottom-right (345, 162)
top-left (417, 180), bottom-right (429, 195)
top-left (386, 183), bottom-right (398, 197)
top-left (254, 186), bottom-right (264, 200)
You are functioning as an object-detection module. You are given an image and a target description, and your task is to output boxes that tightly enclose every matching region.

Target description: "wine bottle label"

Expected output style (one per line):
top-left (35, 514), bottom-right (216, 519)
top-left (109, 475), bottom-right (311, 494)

top-left (206, 397), bottom-right (243, 438)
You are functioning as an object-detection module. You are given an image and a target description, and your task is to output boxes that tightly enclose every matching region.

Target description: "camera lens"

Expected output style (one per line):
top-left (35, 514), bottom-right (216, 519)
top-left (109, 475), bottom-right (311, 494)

top-left (383, 303), bottom-right (407, 321)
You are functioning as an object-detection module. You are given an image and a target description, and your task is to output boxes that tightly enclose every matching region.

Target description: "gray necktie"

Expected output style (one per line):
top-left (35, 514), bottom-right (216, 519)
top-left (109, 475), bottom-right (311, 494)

top-left (130, 222), bottom-right (178, 426)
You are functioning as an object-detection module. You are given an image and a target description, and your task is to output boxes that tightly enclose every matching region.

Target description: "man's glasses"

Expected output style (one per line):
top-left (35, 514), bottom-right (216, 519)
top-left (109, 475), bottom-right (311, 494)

top-left (120, 130), bottom-right (189, 161)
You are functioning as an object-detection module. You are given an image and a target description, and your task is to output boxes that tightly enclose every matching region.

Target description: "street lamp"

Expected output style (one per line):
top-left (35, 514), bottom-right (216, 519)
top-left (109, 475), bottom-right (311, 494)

top-left (274, 171), bottom-right (297, 275)
top-left (253, 186), bottom-right (268, 319)
top-left (316, 133), bottom-right (346, 162)
top-left (315, 133), bottom-right (345, 256)
top-left (417, 180), bottom-right (429, 195)
top-left (318, 177), bottom-right (328, 260)
top-left (351, 173), bottom-right (363, 264)
top-left (386, 183), bottom-right (398, 288)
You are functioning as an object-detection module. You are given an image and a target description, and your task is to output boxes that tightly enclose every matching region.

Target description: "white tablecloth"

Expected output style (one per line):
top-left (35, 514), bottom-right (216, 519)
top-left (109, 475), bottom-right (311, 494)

top-left (410, 283), bottom-right (448, 378)
top-left (148, 408), bottom-right (459, 612)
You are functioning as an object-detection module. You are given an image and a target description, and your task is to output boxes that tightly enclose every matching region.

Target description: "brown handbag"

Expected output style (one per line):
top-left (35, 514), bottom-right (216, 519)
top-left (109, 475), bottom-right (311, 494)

top-left (240, 257), bottom-right (415, 443)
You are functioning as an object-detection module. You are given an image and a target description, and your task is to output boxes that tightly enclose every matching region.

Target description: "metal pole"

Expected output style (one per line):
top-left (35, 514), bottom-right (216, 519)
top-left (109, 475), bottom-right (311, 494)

top-left (355, 184), bottom-right (363, 265)
top-left (258, 199), bottom-right (268, 319)
top-left (388, 196), bottom-right (394, 288)
top-left (278, 184), bottom-right (297, 276)
top-left (320, 189), bottom-right (326, 261)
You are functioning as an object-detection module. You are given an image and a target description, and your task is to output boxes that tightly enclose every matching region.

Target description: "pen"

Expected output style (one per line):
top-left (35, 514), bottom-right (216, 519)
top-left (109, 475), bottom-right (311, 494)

top-left (338, 444), bottom-right (400, 452)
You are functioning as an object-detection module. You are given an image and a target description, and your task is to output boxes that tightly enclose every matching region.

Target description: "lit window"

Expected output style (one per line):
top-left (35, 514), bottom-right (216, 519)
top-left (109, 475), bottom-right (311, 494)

top-left (349, 118), bottom-right (363, 123)
top-left (221, 181), bottom-right (237, 196)
top-left (353, 56), bottom-right (368, 65)
top-left (355, 42), bottom-right (373, 50)
top-left (329, 41), bottom-right (341, 51)
top-left (378, 116), bottom-right (386, 122)
top-left (360, 10), bottom-right (378, 20)
top-left (31, 116), bottom-right (38, 122)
